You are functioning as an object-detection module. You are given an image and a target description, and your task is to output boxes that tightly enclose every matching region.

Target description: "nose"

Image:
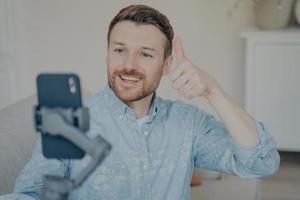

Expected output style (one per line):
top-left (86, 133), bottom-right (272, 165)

top-left (123, 53), bottom-right (139, 70)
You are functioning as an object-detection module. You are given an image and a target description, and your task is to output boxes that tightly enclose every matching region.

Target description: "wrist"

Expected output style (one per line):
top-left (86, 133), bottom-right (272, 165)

top-left (206, 85), bottom-right (225, 105)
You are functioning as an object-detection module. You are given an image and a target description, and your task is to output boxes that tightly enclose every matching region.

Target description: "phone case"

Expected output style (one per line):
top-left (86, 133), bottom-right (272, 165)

top-left (37, 73), bottom-right (85, 159)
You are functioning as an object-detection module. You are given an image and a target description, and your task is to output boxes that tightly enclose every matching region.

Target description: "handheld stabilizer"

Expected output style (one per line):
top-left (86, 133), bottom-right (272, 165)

top-left (34, 105), bottom-right (111, 200)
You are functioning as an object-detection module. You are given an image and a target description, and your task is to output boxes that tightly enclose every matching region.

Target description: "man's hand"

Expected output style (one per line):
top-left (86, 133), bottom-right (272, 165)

top-left (169, 36), bottom-right (260, 147)
top-left (169, 36), bottom-right (219, 100)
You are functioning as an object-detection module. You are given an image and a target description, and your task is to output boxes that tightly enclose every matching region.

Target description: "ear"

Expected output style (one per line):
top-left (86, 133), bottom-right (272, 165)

top-left (162, 55), bottom-right (173, 76)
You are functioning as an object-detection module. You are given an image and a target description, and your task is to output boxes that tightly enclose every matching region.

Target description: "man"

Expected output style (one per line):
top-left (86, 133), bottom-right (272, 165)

top-left (4, 4), bottom-right (279, 200)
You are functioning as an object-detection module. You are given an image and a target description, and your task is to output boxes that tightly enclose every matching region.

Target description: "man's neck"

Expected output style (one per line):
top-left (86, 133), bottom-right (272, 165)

top-left (126, 93), bottom-right (154, 119)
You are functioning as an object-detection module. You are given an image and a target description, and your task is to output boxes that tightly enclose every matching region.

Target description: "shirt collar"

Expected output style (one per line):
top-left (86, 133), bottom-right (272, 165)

top-left (102, 84), bottom-right (159, 122)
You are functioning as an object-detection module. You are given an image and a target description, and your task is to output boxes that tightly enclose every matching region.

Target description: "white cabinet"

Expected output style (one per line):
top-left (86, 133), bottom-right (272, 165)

top-left (242, 30), bottom-right (300, 152)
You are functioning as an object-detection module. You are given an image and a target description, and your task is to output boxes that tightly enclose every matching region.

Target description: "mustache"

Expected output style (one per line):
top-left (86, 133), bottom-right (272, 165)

top-left (114, 69), bottom-right (145, 79)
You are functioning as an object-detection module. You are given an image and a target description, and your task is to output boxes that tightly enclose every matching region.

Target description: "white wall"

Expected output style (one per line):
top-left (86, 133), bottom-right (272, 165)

top-left (8, 0), bottom-right (256, 112)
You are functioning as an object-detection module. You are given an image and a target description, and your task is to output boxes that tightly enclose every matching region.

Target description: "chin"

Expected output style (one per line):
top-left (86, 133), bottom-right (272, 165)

top-left (115, 88), bottom-right (145, 102)
top-left (116, 86), bottom-right (156, 104)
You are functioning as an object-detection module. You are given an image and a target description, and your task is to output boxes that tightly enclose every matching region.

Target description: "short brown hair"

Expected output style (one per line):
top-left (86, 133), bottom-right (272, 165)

top-left (107, 5), bottom-right (174, 59)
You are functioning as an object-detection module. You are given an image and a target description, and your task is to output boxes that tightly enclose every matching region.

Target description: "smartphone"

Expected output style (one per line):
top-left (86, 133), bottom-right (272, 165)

top-left (36, 73), bottom-right (85, 159)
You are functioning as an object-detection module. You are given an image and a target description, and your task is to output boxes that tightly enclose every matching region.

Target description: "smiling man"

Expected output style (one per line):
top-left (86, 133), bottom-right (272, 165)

top-left (107, 20), bottom-right (170, 118)
top-left (5, 4), bottom-right (280, 200)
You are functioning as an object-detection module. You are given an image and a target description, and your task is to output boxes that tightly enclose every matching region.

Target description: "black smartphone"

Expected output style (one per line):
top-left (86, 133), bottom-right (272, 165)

top-left (36, 73), bottom-right (85, 159)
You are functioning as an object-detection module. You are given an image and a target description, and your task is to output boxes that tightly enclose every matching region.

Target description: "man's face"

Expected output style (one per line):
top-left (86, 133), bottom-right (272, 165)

top-left (107, 21), bottom-right (170, 103)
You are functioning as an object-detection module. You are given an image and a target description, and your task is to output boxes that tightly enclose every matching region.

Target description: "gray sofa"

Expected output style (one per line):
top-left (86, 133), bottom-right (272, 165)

top-left (0, 95), bottom-right (261, 199)
top-left (0, 96), bottom-right (38, 194)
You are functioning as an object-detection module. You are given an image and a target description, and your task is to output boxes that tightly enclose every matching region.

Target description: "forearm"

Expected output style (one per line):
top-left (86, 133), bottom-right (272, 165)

top-left (0, 194), bottom-right (36, 200)
top-left (13, 138), bottom-right (68, 199)
top-left (206, 85), bottom-right (260, 147)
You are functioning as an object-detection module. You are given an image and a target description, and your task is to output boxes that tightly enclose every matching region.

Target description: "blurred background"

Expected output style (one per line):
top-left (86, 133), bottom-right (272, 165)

top-left (1, 0), bottom-right (300, 199)
top-left (0, 0), bottom-right (259, 110)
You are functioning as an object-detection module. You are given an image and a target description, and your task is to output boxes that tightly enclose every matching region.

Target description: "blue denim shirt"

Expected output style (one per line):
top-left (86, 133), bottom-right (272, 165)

top-left (4, 85), bottom-right (280, 200)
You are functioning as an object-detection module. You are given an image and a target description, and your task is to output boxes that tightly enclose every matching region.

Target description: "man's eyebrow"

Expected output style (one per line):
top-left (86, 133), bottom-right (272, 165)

top-left (111, 41), bottom-right (125, 46)
top-left (141, 46), bottom-right (156, 51)
top-left (111, 41), bottom-right (156, 51)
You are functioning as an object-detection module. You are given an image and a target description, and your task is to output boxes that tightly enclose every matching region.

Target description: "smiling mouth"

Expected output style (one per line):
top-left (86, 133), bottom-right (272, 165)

top-left (119, 74), bottom-right (141, 82)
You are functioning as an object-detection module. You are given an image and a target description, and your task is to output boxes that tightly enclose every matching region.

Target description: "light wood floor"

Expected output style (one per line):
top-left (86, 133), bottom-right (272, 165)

top-left (261, 151), bottom-right (300, 200)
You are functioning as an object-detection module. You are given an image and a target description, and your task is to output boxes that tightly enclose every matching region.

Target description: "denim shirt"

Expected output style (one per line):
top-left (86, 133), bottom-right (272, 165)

top-left (4, 85), bottom-right (280, 200)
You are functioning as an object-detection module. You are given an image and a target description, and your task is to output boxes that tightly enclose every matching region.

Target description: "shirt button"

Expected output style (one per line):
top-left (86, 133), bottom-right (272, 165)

top-left (143, 165), bottom-right (147, 170)
top-left (144, 131), bottom-right (148, 136)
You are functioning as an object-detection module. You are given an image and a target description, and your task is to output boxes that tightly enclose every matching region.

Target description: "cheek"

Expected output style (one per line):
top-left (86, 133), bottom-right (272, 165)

top-left (107, 62), bottom-right (115, 77)
top-left (144, 65), bottom-right (164, 81)
top-left (107, 58), bottom-right (118, 80)
top-left (107, 52), bottom-right (123, 70)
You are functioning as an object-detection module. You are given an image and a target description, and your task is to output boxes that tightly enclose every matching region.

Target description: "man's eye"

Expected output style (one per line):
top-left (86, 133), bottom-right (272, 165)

top-left (114, 48), bottom-right (124, 54)
top-left (141, 52), bottom-right (153, 58)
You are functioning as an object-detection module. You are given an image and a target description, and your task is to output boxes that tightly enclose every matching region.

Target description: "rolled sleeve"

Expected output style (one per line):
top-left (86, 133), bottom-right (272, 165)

top-left (230, 121), bottom-right (280, 178)
top-left (193, 109), bottom-right (280, 179)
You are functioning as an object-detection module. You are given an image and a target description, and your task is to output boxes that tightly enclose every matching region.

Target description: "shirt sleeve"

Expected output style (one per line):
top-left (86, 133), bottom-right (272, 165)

top-left (11, 137), bottom-right (70, 199)
top-left (193, 109), bottom-right (280, 179)
top-left (0, 194), bottom-right (35, 200)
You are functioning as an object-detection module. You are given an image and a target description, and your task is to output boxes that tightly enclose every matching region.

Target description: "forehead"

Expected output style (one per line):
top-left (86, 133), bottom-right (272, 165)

top-left (109, 21), bottom-right (166, 52)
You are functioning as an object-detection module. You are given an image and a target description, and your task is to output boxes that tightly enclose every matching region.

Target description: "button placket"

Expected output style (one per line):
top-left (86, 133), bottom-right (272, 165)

top-left (131, 120), bottom-right (149, 155)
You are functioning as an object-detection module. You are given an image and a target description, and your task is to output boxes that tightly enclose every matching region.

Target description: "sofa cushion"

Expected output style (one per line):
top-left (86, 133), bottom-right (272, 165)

top-left (0, 96), bottom-right (37, 194)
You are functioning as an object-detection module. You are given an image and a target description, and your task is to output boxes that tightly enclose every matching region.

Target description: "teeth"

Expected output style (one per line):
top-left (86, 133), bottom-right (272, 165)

top-left (120, 75), bottom-right (140, 82)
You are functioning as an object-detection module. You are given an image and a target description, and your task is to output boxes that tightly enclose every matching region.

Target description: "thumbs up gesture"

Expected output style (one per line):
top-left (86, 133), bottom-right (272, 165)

top-left (169, 37), bottom-right (220, 99)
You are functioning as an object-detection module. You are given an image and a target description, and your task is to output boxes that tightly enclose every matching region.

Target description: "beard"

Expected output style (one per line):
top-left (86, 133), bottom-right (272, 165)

top-left (108, 68), bottom-right (161, 103)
